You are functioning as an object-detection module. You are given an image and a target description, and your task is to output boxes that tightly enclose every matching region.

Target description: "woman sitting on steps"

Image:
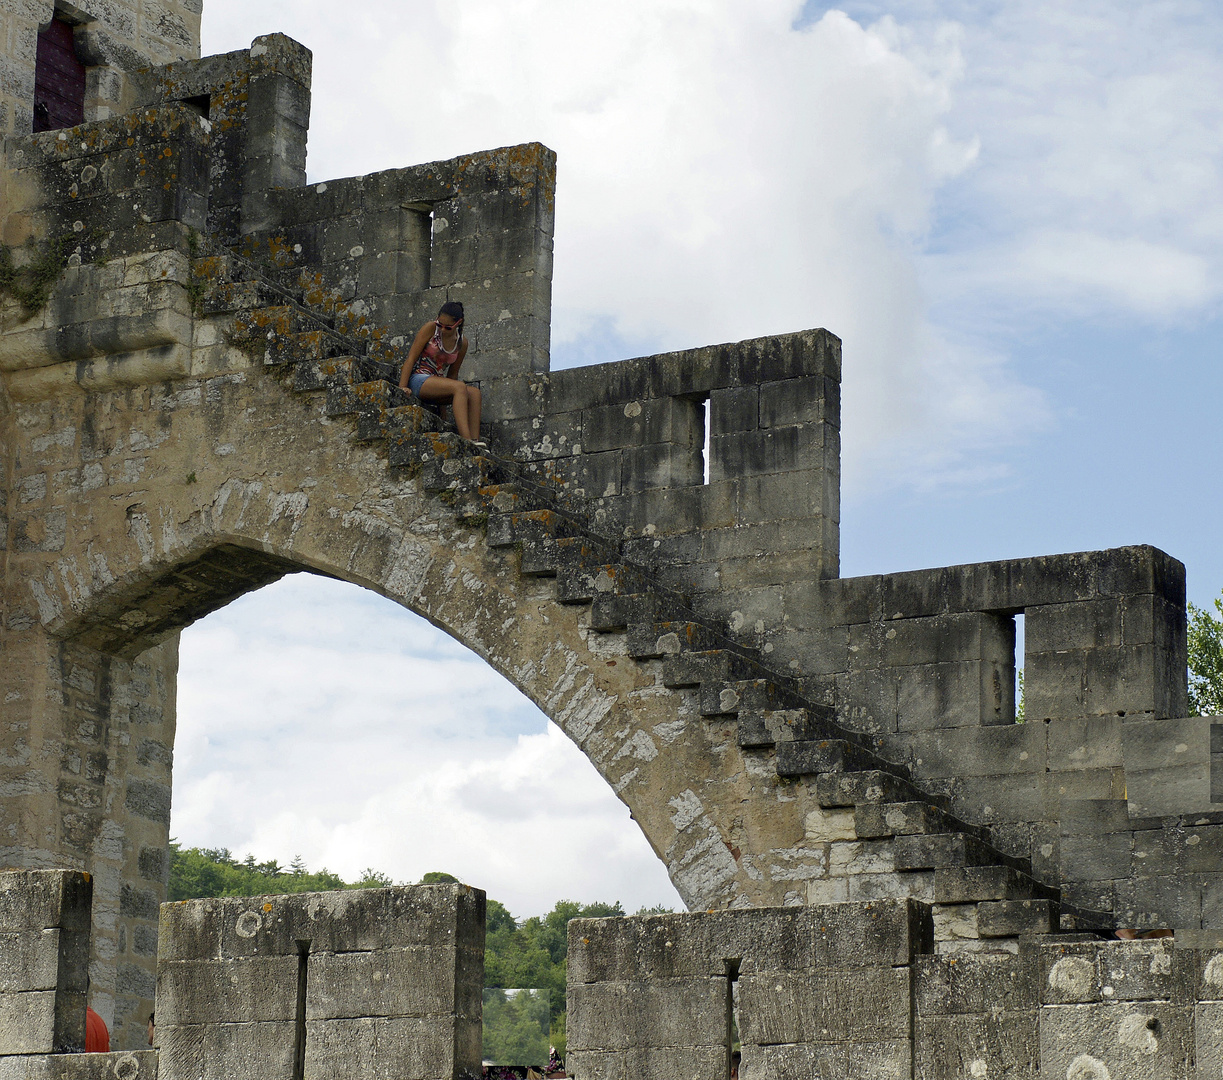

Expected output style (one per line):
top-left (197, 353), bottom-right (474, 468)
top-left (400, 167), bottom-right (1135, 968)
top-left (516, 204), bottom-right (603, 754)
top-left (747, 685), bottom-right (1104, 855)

top-left (399, 300), bottom-right (485, 447)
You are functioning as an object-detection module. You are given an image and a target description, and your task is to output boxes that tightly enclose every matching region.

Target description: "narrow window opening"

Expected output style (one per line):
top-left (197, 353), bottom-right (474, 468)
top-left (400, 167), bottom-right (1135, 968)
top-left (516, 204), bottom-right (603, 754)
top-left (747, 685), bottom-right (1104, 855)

top-left (34, 15), bottom-right (86, 132)
top-left (1015, 612), bottom-right (1026, 721)
top-left (725, 959), bottom-right (741, 1080)
top-left (702, 396), bottom-right (712, 485)
top-left (293, 939), bottom-right (310, 1080)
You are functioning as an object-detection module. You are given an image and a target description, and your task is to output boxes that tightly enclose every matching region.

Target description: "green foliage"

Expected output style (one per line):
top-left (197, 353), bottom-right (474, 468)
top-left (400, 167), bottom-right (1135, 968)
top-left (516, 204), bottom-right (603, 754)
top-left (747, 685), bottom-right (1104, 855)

top-left (1189, 595), bottom-right (1223, 715)
top-left (168, 842), bottom-right (385, 900)
top-left (1016, 669), bottom-right (1025, 721)
top-left (420, 871), bottom-right (460, 884)
top-left (482, 989), bottom-right (550, 1066)
top-left (0, 236), bottom-right (73, 314)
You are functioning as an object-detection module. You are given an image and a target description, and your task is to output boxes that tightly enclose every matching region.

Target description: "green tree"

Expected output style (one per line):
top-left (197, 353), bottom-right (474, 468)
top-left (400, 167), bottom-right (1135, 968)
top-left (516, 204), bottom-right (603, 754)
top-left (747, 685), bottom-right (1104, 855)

top-left (168, 844), bottom-right (385, 900)
top-left (1189, 595), bottom-right (1223, 715)
top-left (481, 989), bottom-right (550, 1066)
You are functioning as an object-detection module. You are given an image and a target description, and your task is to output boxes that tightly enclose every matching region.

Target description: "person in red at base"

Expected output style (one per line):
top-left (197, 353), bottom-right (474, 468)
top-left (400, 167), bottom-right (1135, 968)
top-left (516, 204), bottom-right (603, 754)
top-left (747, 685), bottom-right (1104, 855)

top-left (85, 1004), bottom-right (109, 1052)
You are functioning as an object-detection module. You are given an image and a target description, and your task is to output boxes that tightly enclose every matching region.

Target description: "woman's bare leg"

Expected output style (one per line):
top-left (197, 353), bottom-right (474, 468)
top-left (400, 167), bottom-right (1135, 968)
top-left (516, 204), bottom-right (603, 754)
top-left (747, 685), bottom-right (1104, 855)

top-left (465, 385), bottom-right (482, 442)
top-left (417, 376), bottom-right (475, 440)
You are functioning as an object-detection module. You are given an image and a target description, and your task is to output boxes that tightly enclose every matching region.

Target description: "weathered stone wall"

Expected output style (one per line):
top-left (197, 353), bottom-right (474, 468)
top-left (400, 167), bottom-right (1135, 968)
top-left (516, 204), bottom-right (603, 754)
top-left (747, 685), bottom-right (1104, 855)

top-left (0, 870), bottom-right (481, 1080)
top-left (0, 0), bottom-right (201, 138)
top-left (156, 884), bottom-right (485, 1080)
top-left (568, 900), bottom-right (930, 1079)
top-left (3, 16), bottom-right (1222, 1060)
top-left (569, 905), bottom-right (1223, 1080)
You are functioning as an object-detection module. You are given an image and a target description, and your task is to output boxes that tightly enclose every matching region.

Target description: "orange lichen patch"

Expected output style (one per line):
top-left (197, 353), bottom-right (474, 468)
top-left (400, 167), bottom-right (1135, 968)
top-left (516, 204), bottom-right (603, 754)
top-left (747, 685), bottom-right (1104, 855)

top-left (428, 433), bottom-right (454, 457)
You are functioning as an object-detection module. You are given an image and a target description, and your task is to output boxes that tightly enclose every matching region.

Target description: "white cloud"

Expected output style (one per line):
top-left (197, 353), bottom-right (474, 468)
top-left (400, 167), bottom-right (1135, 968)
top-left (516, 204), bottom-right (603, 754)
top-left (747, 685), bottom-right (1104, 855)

top-left (174, 573), bottom-right (683, 918)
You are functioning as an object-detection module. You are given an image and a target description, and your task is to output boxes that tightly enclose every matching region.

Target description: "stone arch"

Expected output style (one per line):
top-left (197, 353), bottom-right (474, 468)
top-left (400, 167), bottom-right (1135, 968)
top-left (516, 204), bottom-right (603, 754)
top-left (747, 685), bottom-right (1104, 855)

top-left (5, 361), bottom-right (784, 1043)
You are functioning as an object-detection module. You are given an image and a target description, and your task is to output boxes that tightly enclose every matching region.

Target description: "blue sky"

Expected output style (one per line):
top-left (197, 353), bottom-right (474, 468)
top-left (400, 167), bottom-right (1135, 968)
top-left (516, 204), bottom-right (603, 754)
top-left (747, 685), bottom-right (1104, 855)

top-left (176, 0), bottom-right (1223, 916)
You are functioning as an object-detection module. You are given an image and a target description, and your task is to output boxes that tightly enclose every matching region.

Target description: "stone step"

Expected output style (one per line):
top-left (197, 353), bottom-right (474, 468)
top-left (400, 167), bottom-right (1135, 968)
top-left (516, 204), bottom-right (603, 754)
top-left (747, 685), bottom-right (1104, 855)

top-left (736, 708), bottom-right (812, 749)
top-left (487, 508), bottom-right (580, 549)
top-left (420, 454), bottom-right (494, 495)
top-left (386, 429), bottom-right (469, 470)
top-left (698, 678), bottom-right (810, 718)
top-left (265, 328), bottom-right (352, 367)
top-left (478, 483), bottom-right (527, 517)
top-left (520, 537), bottom-right (561, 577)
top-left (931, 865), bottom-right (1041, 904)
top-left (327, 379), bottom-right (410, 423)
top-left (627, 618), bottom-right (723, 660)
top-left (854, 801), bottom-right (973, 841)
top-left (775, 738), bottom-right (885, 778)
top-left (588, 592), bottom-right (660, 632)
top-left (815, 768), bottom-right (930, 810)
top-left (255, 303), bottom-right (334, 334)
top-left (557, 559), bottom-right (653, 606)
top-left (359, 403), bottom-right (444, 441)
top-left (199, 279), bottom-right (282, 315)
top-left (893, 831), bottom-right (999, 871)
top-left (977, 898), bottom-right (1059, 937)
top-left (293, 356), bottom-right (362, 393)
top-left (661, 648), bottom-right (770, 689)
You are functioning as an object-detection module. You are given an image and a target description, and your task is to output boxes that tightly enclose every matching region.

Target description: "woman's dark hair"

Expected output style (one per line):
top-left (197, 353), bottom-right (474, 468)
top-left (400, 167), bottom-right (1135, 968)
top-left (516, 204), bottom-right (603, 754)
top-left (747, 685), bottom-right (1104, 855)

top-left (438, 300), bottom-right (464, 326)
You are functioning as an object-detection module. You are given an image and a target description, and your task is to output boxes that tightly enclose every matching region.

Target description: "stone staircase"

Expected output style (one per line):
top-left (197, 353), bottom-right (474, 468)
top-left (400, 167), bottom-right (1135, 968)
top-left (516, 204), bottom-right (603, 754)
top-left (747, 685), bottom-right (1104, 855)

top-left (190, 241), bottom-right (1111, 948)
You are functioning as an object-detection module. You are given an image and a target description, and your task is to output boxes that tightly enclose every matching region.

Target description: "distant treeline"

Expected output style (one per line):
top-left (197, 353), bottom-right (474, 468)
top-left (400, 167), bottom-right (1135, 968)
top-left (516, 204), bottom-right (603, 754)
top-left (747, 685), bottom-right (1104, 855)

top-left (166, 844), bottom-right (673, 1062)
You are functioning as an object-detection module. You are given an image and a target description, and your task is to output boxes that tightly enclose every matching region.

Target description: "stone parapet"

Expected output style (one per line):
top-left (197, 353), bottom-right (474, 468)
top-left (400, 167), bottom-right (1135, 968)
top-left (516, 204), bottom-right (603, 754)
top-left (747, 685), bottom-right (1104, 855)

top-left (570, 905), bottom-right (1223, 1079)
top-left (155, 884), bottom-right (485, 1080)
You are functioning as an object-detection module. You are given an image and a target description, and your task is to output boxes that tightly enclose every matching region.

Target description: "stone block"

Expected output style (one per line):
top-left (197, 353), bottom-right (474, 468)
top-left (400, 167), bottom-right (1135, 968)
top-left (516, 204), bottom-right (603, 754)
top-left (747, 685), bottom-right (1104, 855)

top-left (0, 929), bottom-right (61, 993)
top-left (304, 1015), bottom-right (464, 1080)
top-left (566, 978), bottom-right (726, 1051)
top-left (757, 374), bottom-right (837, 429)
top-left (977, 899), bottom-right (1057, 937)
top-left (567, 1046), bottom-right (725, 1080)
top-left (1059, 832), bottom-right (1133, 883)
top-left (157, 884), bottom-right (483, 960)
top-left (738, 966), bottom-right (912, 1044)
top-left (895, 659), bottom-right (1013, 730)
top-left (307, 946), bottom-right (464, 1020)
top-left (156, 956), bottom-right (299, 1025)
top-left (621, 441), bottom-right (703, 492)
top-left (1195, 1001), bottom-right (1223, 1080)
top-left (915, 949), bottom-right (1038, 1015)
top-left (0, 871), bottom-right (91, 932)
top-left (914, 1011), bottom-right (1038, 1080)
top-left (810, 899), bottom-right (932, 968)
top-left (709, 384), bottom-right (758, 435)
top-left (158, 1020), bottom-right (296, 1080)
top-left (0, 991), bottom-right (56, 1055)
top-left (39, 1051), bottom-right (161, 1079)
top-left (1039, 1001), bottom-right (1192, 1080)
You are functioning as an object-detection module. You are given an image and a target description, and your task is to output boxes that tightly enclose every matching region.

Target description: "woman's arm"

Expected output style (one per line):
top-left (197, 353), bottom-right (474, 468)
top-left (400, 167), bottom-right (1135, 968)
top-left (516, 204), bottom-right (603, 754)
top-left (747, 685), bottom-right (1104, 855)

top-left (399, 322), bottom-right (438, 389)
top-left (448, 337), bottom-right (471, 380)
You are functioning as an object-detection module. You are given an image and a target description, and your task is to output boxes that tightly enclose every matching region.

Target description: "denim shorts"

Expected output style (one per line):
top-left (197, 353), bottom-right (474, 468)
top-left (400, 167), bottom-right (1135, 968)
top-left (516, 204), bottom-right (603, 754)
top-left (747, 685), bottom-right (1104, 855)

top-left (408, 371), bottom-right (432, 398)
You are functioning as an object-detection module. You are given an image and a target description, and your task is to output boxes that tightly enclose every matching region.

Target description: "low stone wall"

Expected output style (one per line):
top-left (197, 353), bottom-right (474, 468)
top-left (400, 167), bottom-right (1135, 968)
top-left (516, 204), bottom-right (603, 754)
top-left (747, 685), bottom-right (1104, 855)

top-left (156, 885), bottom-right (486, 1080)
top-left (568, 904), bottom-right (1223, 1079)
top-left (0, 872), bottom-right (486, 1080)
